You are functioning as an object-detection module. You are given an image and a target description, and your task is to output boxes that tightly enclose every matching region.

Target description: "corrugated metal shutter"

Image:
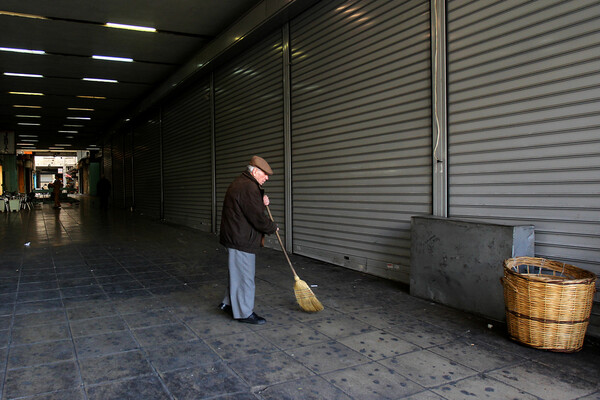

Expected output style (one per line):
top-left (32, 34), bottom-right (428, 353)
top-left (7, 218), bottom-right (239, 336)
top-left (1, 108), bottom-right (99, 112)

top-left (162, 81), bottom-right (213, 231)
top-left (133, 110), bottom-right (161, 219)
top-left (102, 141), bottom-right (112, 196)
top-left (124, 131), bottom-right (134, 210)
top-left (112, 135), bottom-right (124, 208)
top-left (447, 0), bottom-right (600, 296)
top-left (214, 30), bottom-right (285, 248)
top-left (290, 0), bottom-right (432, 282)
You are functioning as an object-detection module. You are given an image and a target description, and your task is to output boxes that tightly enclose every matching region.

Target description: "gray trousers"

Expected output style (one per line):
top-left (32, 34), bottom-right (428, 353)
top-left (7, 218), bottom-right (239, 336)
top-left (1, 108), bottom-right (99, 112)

top-left (222, 248), bottom-right (256, 319)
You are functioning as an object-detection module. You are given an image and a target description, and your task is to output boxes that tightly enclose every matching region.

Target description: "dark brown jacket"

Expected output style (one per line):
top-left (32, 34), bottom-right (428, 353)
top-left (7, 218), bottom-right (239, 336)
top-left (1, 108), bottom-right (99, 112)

top-left (219, 171), bottom-right (277, 253)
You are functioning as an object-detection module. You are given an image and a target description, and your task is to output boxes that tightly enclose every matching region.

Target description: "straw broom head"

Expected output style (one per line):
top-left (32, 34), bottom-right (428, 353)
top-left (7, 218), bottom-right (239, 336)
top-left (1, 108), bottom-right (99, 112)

top-left (294, 276), bottom-right (324, 312)
top-left (265, 204), bottom-right (323, 313)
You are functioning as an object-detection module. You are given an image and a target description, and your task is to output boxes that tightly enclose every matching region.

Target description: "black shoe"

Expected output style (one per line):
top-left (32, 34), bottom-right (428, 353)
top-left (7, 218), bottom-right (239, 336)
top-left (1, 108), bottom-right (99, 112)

top-left (218, 303), bottom-right (232, 316)
top-left (237, 312), bottom-right (266, 325)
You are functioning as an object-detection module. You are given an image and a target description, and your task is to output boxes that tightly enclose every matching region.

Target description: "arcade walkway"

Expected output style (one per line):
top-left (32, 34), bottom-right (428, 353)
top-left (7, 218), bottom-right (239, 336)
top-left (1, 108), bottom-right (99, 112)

top-left (1, 198), bottom-right (599, 399)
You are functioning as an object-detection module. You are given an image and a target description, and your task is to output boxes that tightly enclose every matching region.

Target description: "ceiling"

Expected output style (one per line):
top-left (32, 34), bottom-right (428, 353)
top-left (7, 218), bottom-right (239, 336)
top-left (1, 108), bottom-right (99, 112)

top-left (0, 0), bottom-right (261, 153)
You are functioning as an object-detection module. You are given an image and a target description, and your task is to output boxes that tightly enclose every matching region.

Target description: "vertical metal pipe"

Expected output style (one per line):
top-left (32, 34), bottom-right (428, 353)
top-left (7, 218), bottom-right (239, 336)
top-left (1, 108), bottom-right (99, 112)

top-left (131, 130), bottom-right (135, 210)
top-left (210, 73), bottom-right (217, 234)
top-left (159, 107), bottom-right (165, 220)
top-left (121, 135), bottom-right (126, 209)
top-left (431, 0), bottom-right (448, 217)
top-left (282, 23), bottom-right (293, 253)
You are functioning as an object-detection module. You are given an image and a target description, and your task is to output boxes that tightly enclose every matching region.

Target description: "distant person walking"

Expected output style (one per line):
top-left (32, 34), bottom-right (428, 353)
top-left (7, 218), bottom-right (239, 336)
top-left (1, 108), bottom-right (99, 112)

top-left (97, 175), bottom-right (111, 210)
top-left (51, 178), bottom-right (63, 208)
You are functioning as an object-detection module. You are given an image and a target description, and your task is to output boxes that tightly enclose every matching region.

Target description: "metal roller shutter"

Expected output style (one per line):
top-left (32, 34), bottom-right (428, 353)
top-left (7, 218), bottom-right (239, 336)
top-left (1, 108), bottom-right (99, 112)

top-left (214, 30), bottom-right (285, 249)
top-left (124, 131), bottom-right (134, 210)
top-left (447, 0), bottom-right (600, 294)
top-left (111, 135), bottom-right (124, 208)
top-left (133, 110), bottom-right (161, 219)
top-left (102, 142), bottom-right (112, 195)
top-left (290, 0), bottom-right (432, 282)
top-left (162, 81), bottom-right (213, 231)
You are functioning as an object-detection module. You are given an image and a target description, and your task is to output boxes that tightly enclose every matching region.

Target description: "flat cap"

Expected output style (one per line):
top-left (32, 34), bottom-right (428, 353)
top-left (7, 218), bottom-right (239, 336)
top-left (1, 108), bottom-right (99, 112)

top-left (249, 155), bottom-right (273, 175)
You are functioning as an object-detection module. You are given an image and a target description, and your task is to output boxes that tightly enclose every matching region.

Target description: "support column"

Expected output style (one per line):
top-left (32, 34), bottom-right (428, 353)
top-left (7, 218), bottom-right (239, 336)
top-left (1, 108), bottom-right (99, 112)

top-left (431, 0), bottom-right (448, 217)
top-left (210, 73), bottom-right (217, 234)
top-left (283, 23), bottom-right (293, 252)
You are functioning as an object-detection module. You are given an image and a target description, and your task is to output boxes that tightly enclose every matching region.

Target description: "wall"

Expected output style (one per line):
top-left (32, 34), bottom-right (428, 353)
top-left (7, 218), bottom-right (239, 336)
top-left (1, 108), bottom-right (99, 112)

top-left (103, 0), bottom-right (599, 306)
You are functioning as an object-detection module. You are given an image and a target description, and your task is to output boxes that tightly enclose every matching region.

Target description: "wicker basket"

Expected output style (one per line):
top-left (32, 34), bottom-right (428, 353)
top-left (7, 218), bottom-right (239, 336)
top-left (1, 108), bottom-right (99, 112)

top-left (502, 257), bottom-right (596, 352)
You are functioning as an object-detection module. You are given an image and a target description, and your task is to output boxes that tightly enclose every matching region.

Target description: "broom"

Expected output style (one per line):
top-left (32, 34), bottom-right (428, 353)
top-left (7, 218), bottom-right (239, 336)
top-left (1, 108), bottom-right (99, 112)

top-left (266, 205), bottom-right (324, 312)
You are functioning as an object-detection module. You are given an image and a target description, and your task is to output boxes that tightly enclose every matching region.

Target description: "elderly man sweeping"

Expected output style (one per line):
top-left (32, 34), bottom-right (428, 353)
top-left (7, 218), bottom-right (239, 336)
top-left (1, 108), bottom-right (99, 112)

top-left (218, 156), bottom-right (278, 324)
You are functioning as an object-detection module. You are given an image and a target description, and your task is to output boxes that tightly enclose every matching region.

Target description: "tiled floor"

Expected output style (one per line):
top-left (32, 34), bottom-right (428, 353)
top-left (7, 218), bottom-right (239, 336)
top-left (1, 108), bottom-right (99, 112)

top-left (1, 197), bottom-right (599, 400)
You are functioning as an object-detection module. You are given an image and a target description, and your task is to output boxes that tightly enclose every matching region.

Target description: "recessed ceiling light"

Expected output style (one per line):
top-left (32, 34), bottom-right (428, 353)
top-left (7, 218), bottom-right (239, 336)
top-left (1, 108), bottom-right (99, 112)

top-left (9, 92), bottom-right (44, 96)
top-left (65, 136), bottom-right (75, 139)
top-left (59, 130), bottom-right (78, 133)
top-left (92, 55), bottom-right (133, 63)
top-left (77, 95), bottom-right (106, 99)
top-left (105, 22), bottom-right (156, 33)
top-left (18, 122), bottom-right (41, 126)
top-left (13, 105), bottom-right (42, 108)
top-left (21, 139), bottom-right (38, 142)
top-left (82, 77), bottom-right (118, 83)
top-left (16, 115), bottom-right (41, 118)
top-left (0, 11), bottom-right (47, 19)
top-left (17, 143), bottom-right (36, 146)
top-left (4, 72), bottom-right (44, 78)
top-left (67, 107), bottom-right (94, 111)
top-left (67, 117), bottom-right (91, 120)
top-left (0, 47), bottom-right (45, 55)
top-left (18, 135), bottom-right (38, 138)
top-left (64, 124), bottom-right (84, 127)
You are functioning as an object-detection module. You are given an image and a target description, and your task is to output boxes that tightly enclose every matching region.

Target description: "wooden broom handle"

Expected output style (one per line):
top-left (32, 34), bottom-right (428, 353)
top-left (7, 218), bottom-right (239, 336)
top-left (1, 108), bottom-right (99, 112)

top-left (266, 205), bottom-right (299, 278)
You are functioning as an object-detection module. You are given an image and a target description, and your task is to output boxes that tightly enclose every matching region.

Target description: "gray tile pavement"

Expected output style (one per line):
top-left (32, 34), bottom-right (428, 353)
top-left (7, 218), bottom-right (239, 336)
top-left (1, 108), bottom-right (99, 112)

top-left (0, 198), bottom-right (598, 399)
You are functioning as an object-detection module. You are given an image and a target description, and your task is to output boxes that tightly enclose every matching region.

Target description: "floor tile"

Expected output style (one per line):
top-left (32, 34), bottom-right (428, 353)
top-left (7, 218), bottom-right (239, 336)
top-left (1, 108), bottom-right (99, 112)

top-left (86, 375), bottom-right (171, 400)
top-left (79, 350), bottom-right (154, 385)
top-left (207, 330), bottom-right (279, 361)
top-left (402, 390), bottom-right (447, 400)
top-left (14, 299), bottom-right (63, 315)
top-left (131, 323), bottom-right (197, 348)
top-left (578, 392), bottom-right (600, 400)
top-left (161, 362), bottom-right (249, 399)
top-left (487, 360), bottom-right (598, 400)
top-left (11, 323), bottom-right (70, 345)
top-left (323, 361), bottom-right (425, 399)
top-left (144, 339), bottom-right (221, 373)
top-left (258, 375), bottom-right (353, 400)
top-left (4, 361), bottom-right (80, 398)
top-left (379, 349), bottom-right (478, 388)
top-left (0, 302), bottom-right (15, 316)
top-left (286, 341), bottom-right (370, 374)
top-left (432, 374), bottom-right (538, 400)
top-left (12, 310), bottom-right (67, 328)
top-left (428, 338), bottom-right (525, 373)
top-left (66, 303), bottom-right (117, 321)
top-left (311, 314), bottom-right (375, 339)
top-left (73, 331), bottom-right (139, 359)
top-left (0, 200), bottom-right (598, 400)
top-left (384, 319), bottom-right (460, 348)
top-left (6, 388), bottom-right (87, 400)
top-left (338, 330), bottom-right (421, 360)
top-left (8, 340), bottom-right (74, 369)
top-left (60, 285), bottom-right (104, 298)
top-left (258, 323), bottom-right (331, 350)
top-left (69, 315), bottom-right (127, 337)
top-left (122, 309), bottom-right (179, 329)
top-left (185, 314), bottom-right (252, 338)
top-left (228, 351), bottom-right (314, 387)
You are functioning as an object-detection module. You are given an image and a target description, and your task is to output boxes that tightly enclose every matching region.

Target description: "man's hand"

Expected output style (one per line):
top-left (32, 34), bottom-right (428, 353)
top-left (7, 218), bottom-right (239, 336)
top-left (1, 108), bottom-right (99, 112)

top-left (263, 195), bottom-right (270, 206)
